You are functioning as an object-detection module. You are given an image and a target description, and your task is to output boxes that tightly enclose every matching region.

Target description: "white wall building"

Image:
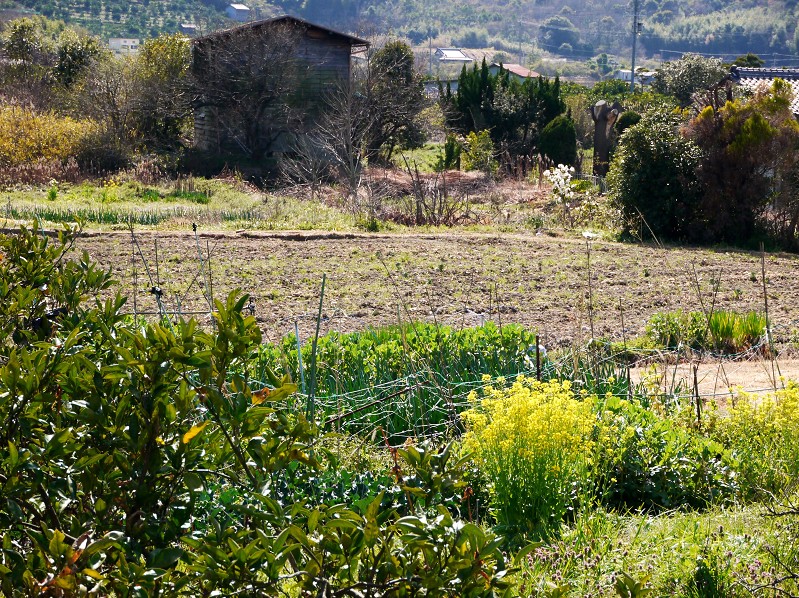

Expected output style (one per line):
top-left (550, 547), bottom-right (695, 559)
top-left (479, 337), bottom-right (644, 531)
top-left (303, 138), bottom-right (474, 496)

top-left (226, 4), bottom-right (251, 22)
top-left (108, 38), bottom-right (140, 56)
top-left (615, 68), bottom-right (655, 86)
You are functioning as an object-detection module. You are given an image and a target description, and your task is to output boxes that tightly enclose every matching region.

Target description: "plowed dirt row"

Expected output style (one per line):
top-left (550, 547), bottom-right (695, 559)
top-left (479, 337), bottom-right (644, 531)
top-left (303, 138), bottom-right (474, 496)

top-left (75, 230), bottom-right (799, 357)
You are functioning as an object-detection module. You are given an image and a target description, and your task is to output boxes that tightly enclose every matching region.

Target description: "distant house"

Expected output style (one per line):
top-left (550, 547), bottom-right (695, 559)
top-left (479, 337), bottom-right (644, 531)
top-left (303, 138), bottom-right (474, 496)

top-left (108, 38), bottom-right (140, 57)
top-left (226, 3), bottom-right (251, 22)
top-left (424, 78), bottom-right (458, 98)
top-left (615, 68), bottom-right (655, 87)
top-left (427, 63), bottom-right (541, 98)
top-left (728, 66), bottom-right (799, 117)
top-left (192, 15), bottom-right (369, 159)
top-left (434, 48), bottom-right (472, 63)
top-left (488, 63), bottom-right (541, 82)
top-left (179, 23), bottom-right (198, 36)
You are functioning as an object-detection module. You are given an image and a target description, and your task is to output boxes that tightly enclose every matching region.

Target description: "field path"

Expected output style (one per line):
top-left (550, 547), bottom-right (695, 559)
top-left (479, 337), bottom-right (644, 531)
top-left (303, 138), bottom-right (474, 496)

top-left (631, 359), bottom-right (799, 402)
top-left (73, 229), bottom-right (799, 350)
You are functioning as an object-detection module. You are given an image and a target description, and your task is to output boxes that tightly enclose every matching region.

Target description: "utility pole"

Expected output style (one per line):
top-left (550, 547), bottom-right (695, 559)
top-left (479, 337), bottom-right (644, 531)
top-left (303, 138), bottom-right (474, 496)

top-left (428, 28), bottom-right (433, 77)
top-left (630, 0), bottom-right (640, 92)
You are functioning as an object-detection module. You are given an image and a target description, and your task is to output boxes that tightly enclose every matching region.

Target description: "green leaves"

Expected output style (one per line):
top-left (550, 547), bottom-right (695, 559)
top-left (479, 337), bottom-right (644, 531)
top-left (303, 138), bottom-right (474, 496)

top-left (0, 221), bottom-right (527, 597)
top-left (614, 571), bottom-right (654, 598)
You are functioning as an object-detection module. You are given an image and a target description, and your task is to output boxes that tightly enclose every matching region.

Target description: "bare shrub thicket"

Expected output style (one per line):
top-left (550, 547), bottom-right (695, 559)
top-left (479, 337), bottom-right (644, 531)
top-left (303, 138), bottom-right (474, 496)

top-left (192, 21), bottom-right (308, 160)
top-left (0, 158), bottom-right (81, 187)
top-left (399, 157), bottom-right (473, 225)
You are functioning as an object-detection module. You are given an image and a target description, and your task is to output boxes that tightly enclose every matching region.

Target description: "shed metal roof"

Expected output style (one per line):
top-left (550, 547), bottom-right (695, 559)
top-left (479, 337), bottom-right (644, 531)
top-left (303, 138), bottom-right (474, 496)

top-left (435, 48), bottom-right (472, 62)
top-left (729, 66), bottom-right (799, 116)
top-left (195, 14), bottom-right (369, 50)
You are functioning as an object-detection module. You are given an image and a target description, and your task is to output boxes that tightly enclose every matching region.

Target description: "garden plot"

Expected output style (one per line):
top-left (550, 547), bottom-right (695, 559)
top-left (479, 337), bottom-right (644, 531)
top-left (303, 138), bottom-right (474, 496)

top-left (73, 229), bottom-right (799, 350)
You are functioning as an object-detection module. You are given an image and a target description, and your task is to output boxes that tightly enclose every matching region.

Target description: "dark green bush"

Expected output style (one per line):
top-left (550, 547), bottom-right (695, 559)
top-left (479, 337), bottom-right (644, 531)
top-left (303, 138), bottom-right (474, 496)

top-left (539, 114), bottom-right (577, 166)
top-left (615, 110), bottom-right (641, 135)
top-left (607, 113), bottom-right (703, 241)
top-left (435, 132), bottom-right (462, 171)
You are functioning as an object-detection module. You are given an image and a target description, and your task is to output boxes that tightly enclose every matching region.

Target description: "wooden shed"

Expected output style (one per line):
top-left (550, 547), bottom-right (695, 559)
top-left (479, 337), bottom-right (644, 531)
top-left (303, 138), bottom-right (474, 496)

top-left (192, 15), bottom-right (369, 160)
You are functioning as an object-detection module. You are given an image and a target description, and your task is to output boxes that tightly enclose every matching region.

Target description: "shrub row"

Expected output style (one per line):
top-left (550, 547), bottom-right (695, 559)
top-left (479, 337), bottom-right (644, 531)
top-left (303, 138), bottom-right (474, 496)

top-left (0, 105), bottom-right (98, 167)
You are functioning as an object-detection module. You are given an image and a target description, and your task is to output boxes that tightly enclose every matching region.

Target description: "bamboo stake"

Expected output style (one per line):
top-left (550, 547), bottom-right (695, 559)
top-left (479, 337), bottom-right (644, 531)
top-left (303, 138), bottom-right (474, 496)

top-left (761, 242), bottom-right (782, 389)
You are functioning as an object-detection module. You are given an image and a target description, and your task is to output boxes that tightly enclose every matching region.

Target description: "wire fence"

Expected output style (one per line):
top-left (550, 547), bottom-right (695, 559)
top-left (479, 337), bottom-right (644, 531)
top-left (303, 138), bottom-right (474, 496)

top-left (252, 331), bottom-right (793, 446)
top-left (119, 225), bottom-right (798, 445)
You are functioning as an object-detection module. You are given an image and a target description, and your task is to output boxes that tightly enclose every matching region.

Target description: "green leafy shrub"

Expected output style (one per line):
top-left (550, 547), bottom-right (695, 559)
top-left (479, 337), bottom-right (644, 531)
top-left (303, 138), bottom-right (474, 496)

top-left (596, 397), bottom-right (739, 510)
top-left (462, 130), bottom-right (497, 175)
top-left (462, 377), bottom-right (597, 538)
top-left (646, 310), bottom-right (708, 349)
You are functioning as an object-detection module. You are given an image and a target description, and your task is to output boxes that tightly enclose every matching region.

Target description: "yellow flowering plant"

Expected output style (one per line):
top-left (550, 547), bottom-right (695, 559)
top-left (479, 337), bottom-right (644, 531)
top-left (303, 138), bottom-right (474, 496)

top-left (709, 382), bottom-right (799, 497)
top-left (462, 377), bottom-right (598, 539)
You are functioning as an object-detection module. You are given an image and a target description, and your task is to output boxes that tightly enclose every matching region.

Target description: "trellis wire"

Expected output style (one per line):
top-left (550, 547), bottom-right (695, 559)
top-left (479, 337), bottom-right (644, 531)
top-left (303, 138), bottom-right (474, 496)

top-left (246, 331), bottom-right (790, 447)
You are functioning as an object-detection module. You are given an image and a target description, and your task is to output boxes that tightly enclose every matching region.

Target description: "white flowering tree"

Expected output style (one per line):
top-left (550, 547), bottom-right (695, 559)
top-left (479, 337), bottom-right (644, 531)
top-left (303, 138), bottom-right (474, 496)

top-left (543, 163), bottom-right (576, 225)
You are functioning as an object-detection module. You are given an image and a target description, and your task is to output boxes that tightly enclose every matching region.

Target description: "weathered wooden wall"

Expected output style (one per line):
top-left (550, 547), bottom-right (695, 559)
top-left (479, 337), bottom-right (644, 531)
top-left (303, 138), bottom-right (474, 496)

top-left (192, 20), bottom-right (359, 157)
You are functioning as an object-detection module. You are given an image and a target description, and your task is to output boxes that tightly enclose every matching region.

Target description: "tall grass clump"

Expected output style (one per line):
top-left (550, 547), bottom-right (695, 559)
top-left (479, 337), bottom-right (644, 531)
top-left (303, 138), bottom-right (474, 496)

top-left (462, 377), bottom-right (596, 539)
top-left (646, 309), bottom-right (766, 353)
top-left (708, 310), bottom-right (765, 353)
top-left (709, 383), bottom-right (799, 498)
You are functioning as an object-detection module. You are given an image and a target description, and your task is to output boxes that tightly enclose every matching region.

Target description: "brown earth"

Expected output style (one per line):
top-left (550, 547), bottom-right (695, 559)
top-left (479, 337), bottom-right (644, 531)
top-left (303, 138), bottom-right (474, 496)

top-left (631, 359), bottom-right (799, 402)
top-left (72, 228), bottom-right (799, 358)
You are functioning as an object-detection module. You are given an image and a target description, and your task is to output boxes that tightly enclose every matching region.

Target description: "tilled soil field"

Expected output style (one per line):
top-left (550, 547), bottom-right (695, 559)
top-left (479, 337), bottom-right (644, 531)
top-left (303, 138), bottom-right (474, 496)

top-left (74, 229), bottom-right (799, 352)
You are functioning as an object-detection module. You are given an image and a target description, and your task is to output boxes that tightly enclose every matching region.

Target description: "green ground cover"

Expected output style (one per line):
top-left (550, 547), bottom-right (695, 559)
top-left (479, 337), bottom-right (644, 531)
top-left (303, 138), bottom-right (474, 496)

top-left (1, 178), bottom-right (358, 231)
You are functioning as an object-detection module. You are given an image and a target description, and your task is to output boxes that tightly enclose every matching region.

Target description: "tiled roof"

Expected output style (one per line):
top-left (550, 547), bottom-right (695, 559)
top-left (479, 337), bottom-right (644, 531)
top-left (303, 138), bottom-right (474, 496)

top-left (730, 66), bottom-right (799, 116)
top-left (492, 63), bottom-right (541, 79)
top-left (194, 14), bottom-right (370, 48)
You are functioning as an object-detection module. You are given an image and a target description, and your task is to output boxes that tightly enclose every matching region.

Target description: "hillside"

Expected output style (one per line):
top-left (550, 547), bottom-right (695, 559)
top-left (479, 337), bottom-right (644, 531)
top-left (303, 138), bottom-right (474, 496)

top-left (2, 0), bottom-right (798, 68)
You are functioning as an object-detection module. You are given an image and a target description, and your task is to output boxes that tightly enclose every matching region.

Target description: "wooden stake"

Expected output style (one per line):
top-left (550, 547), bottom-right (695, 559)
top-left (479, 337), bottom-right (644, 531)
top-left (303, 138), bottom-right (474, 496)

top-left (586, 239), bottom-right (594, 340)
top-left (761, 242), bottom-right (782, 388)
top-left (536, 335), bottom-right (541, 381)
top-left (693, 364), bottom-right (701, 429)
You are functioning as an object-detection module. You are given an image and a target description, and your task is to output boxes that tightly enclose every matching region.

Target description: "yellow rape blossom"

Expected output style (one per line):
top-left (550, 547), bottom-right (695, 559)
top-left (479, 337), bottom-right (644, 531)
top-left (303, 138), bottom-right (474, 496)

top-left (462, 377), bottom-right (598, 538)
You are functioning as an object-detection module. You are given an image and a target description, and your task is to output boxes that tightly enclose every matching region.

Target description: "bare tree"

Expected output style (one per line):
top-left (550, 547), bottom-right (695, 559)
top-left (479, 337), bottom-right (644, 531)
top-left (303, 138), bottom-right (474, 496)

top-left (71, 56), bottom-right (134, 138)
top-left (279, 132), bottom-right (331, 202)
top-left (314, 77), bottom-right (374, 199)
top-left (191, 21), bottom-right (308, 160)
